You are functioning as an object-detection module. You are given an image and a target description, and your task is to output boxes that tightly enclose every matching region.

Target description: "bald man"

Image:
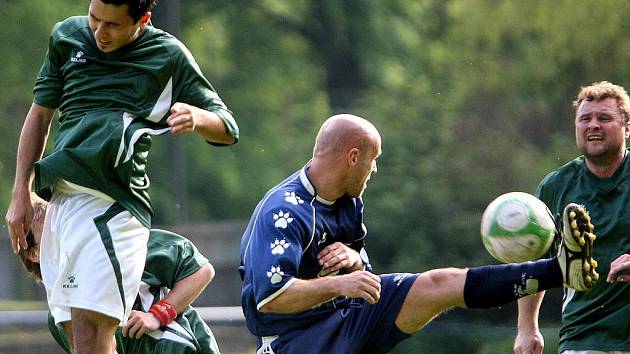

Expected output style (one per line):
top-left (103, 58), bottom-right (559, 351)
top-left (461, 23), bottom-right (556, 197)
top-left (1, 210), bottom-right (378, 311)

top-left (238, 114), bottom-right (598, 354)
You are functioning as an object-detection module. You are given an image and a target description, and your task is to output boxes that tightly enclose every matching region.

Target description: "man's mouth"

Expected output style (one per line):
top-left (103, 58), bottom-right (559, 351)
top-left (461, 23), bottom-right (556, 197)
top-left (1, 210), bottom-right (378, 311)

top-left (587, 135), bottom-right (604, 141)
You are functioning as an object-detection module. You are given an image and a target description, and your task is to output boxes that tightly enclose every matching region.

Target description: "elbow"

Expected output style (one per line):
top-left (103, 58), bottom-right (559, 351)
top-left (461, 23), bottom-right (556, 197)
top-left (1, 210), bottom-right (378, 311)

top-left (200, 263), bottom-right (215, 286)
top-left (258, 302), bottom-right (279, 314)
top-left (258, 304), bottom-right (272, 314)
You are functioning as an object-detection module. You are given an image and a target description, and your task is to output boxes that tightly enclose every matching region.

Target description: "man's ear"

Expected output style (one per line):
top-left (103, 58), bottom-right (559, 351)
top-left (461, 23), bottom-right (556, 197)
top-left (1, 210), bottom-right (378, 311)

top-left (139, 12), bottom-right (151, 27)
top-left (348, 148), bottom-right (359, 166)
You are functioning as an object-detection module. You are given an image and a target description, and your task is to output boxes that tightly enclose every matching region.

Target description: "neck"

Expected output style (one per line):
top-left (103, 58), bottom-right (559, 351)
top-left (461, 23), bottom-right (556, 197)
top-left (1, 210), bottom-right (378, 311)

top-left (306, 159), bottom-right (343, 201)
top-left (586, 149), bottom-right (626, 178)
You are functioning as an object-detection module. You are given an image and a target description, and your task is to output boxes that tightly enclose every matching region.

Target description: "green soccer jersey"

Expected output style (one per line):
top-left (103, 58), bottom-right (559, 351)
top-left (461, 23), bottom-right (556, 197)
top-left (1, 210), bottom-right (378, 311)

top-left (536, 152), bottom-right (630, 352)
top-left (32, 16), bottom-right (239, 227)
top-left (48, 229), bottom-right (220, 354)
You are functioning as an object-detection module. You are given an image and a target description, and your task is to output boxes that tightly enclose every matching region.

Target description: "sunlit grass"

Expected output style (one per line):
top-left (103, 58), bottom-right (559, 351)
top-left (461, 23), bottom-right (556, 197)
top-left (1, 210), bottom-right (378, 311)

top-left (0, 300), bottom-right (48, 311)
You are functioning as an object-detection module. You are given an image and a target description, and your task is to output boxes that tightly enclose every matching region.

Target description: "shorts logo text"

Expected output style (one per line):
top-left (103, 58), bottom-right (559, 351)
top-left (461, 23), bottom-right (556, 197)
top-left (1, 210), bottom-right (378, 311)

top-left (62, 275), bottom-right (79, 289)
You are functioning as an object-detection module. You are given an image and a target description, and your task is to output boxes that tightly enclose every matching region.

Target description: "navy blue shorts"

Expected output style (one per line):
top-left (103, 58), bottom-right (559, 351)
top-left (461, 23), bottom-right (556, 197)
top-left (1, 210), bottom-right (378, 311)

top-left (270, 273), bottom-right (418, 354)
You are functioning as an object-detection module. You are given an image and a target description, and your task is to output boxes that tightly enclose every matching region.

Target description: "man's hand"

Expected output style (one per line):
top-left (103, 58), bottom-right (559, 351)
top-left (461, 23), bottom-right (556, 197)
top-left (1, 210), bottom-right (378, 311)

top-left (607, 254), bottom-right (630, 283)
top-left (513, 328), bottom-right (544, 354)
top-left (122, 310), bottom-right (161, 339)
top-left (336, 270), bottom-right (381, 304)
top-left (167, 102), bottom-right (198, 135)
top-left (5, 191), bottom-right (33, 254)
top-left (317, 242), bottom-right (362, 274)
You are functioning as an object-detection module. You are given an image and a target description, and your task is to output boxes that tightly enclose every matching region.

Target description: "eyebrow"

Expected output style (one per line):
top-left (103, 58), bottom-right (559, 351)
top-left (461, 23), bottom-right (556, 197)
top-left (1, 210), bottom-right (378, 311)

top-left (89, 11), bottom-right (121, 26)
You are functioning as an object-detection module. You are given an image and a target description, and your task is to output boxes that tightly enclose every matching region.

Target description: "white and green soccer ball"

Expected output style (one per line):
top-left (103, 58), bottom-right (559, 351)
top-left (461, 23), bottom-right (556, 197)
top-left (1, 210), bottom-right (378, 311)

top-left (481, 192), bottom-right (556, 263)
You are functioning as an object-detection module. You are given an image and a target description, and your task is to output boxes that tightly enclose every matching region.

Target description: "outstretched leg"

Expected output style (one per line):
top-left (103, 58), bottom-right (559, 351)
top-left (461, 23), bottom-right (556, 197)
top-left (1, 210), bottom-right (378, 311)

top-left (395, 203), bottom-right (598, 334)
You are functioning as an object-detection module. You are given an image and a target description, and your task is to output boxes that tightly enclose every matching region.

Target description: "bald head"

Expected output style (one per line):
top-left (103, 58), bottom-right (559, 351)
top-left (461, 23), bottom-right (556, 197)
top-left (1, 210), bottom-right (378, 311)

top-left (313, 114), bottom-right (381, 158)
top-left (308, 114), bottom-right (381, 200)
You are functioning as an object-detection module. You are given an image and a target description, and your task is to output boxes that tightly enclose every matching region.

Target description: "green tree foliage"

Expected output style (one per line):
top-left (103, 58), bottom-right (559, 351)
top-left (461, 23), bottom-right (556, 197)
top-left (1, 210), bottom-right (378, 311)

top-left (5, 0), bottom-right (630, 352)
top-left (0, 0), bottom-right (84, 204)
top-left (2, 0), bottom-right (630, 288)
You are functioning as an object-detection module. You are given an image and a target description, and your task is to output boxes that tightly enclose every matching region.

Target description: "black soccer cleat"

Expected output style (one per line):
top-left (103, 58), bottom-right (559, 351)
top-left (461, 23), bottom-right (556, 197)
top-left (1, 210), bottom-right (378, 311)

top-left (557, 203), bottom-right (599, 291)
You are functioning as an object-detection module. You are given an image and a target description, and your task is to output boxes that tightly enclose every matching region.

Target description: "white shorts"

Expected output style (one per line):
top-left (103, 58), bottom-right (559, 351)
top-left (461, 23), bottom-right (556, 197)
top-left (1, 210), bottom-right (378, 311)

top-left (40, 181), bottom-right (149, 326)
top-left (562, 351), bottom-right (630, 354)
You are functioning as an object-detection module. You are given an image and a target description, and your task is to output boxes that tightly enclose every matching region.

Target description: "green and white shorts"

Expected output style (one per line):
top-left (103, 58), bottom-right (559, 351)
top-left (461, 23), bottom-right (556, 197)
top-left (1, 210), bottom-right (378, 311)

top-left (40, 181), bottom-right (149, 326)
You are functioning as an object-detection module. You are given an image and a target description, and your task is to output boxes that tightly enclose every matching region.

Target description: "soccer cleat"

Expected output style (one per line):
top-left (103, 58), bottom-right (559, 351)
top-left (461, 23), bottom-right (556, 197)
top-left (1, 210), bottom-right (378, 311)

top-left (557, 203), bottom-right (599, 291)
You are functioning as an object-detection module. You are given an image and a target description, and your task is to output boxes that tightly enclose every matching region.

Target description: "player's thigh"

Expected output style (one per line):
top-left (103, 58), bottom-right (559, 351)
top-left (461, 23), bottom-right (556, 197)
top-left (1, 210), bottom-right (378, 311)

top-left (71, 307), bottom-right (118, 337)
top-left (44, 192), bottom-right (149, 324)
top-left (343, 273), bottom-right (418, 353)
top-left (562, 351), bottom-right (630, 354)
top-left (395, 267), bottom-right (467, 333)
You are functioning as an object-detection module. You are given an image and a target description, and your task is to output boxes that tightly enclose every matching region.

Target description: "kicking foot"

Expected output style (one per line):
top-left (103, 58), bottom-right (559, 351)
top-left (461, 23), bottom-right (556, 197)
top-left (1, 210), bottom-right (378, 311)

top-left (558, 203), bottom-right (599, 291)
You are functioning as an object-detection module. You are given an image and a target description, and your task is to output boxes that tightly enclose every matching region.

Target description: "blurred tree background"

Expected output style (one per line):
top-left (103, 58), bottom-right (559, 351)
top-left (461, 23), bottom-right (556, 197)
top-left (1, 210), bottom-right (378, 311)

top-left (2, 0), bottom-right (630, 352)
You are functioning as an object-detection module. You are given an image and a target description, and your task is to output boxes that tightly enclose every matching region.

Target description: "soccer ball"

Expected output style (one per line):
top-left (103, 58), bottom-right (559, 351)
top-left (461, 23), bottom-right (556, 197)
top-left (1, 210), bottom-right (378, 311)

top-left (480, 192), bottom-right (556, 263)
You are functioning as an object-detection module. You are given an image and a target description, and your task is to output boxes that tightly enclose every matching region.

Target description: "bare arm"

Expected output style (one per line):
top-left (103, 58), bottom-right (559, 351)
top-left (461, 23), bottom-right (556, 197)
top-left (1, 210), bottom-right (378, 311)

top-left (5, 103), bottom-right (55, 253)
top-left (164, 263), bottom-right (215, 313)
top-left (514, 292), bottom-right (545, 354)
top-left (259, 270), bottom-right (381, 314)
top-left (123, 263), bottom-right (215, 338)
top-left (167, 102), bottom-right (236, 144)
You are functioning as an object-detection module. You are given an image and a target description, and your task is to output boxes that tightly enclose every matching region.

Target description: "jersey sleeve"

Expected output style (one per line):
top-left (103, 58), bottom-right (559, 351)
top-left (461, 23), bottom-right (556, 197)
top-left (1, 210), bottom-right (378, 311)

top-left (244, 203), bottom-right (307, 310)
top-left (33, 22), bottom-right (65, 109)
top-left (145, 231), bottom-right (209, 289)
top-left (171, 44), bottom-right (239, 144)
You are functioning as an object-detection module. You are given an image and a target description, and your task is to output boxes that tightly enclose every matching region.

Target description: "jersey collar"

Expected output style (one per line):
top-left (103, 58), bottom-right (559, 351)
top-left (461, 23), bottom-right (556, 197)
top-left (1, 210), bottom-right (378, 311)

top-left (300, 165), bottom-right (335, 206)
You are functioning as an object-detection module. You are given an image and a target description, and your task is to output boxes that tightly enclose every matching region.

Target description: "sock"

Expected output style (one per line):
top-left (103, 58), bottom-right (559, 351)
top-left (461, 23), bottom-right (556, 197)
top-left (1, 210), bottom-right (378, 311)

top-left (463, 258), bottom-right (562, 308)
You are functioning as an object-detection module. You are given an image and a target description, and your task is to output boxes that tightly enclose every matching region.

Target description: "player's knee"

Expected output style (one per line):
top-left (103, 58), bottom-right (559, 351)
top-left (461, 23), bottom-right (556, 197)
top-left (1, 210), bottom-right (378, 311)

top-left (410, 268), bottom-right (467, 306)
top-left (423, 268), bottom-right (466, 287)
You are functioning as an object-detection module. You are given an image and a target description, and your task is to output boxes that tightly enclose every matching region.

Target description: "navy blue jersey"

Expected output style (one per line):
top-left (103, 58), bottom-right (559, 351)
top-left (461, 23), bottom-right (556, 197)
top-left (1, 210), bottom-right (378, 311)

top-left (239, 166), bottom-right (372, 337)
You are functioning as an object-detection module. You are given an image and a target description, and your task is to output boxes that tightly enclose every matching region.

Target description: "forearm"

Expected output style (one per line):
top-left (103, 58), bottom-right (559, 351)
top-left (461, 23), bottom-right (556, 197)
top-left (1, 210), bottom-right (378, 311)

top-left (162, 264), bottom-right (215, 313)
top-left (12, 103), bottom-right (54, 194)
top-left (194, 108), bottom-right (236, 145)
top-left (259, 277), bottom-right (342, 314)
top-left (259, 270), bottom-right (381, 314)
top-left (517, 291), bottom-right (544, 331)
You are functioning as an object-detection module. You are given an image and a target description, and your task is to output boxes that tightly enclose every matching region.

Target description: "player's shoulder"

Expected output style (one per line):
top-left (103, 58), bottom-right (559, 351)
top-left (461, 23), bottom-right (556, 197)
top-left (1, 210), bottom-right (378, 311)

top-left (263, 171), bottom-right (311, 207)
top-left (143, 25), bottom-right (193, 58)
top-left (255, 171), bottom-right (314, 226)
top-left (540, 155), bottom-right (584, 186)
top-left (148, 228), bottom-right (191, 248)
top-left (50, 16), bottom-right (89, 41)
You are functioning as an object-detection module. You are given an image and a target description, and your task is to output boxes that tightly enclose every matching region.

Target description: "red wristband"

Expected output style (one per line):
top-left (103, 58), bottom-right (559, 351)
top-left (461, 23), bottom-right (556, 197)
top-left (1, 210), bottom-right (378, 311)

top-left (149, 299), bottom-right (177, 326)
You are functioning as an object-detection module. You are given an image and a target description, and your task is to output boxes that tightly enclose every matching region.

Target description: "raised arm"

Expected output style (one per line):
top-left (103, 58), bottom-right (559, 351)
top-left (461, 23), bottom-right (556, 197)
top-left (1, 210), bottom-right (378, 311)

top-left (6, 103), bottom-right (55, 253)
top-left (166, 102), bottom-right (236, 144)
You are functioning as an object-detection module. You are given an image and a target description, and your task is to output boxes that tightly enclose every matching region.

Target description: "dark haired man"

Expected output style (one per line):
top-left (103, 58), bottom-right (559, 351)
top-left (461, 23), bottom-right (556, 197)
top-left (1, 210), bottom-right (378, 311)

top-left (19, 197), bottom-right (221, 354)
top-left (5, 0), bottom-right (238, 352)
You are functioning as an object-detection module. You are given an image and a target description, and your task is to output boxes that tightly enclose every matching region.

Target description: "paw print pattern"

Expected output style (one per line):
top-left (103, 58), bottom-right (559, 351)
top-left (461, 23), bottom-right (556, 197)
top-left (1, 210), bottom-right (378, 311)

top-left (273, 211), bottom-right (294, 228)
top-left (267, 266), bottom-right (284, 284)
top-left (270, 238), bottom-right (290, 255)
top-left (284, 191), bottom-right (304, 206)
